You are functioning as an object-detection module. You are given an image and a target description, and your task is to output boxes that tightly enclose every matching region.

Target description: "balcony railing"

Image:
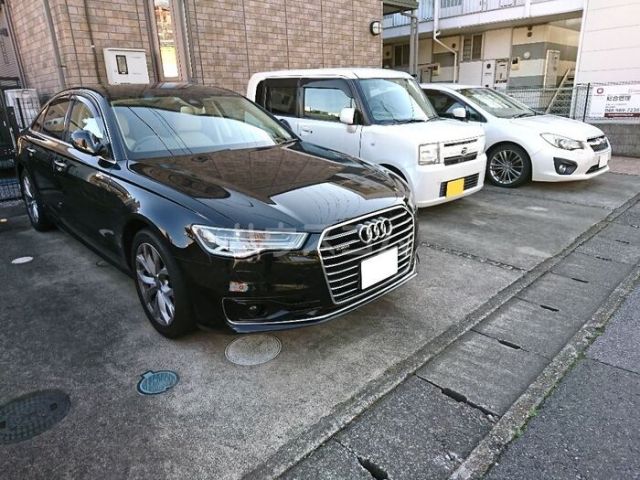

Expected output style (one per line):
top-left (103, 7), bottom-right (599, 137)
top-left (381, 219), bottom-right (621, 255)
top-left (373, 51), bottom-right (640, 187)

top-left (383, 0), bottom-right (537, 28)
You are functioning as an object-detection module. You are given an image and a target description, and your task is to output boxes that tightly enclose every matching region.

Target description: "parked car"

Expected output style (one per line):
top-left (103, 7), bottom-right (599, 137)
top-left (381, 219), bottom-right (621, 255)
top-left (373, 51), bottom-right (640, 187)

top-left (422, 83), bottom-right (611, 188)
top-left (247, 69), bottom-right (487, 207)
top-left (16, 84), bottom-right (417, 338)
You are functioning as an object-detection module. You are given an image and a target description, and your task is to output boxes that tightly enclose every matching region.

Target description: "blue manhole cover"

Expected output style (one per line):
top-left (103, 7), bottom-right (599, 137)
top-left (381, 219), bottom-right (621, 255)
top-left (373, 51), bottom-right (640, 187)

top-left (136, 370), bottom-right (179, 395)
top-left (0, 389), bottom-right (70, 444)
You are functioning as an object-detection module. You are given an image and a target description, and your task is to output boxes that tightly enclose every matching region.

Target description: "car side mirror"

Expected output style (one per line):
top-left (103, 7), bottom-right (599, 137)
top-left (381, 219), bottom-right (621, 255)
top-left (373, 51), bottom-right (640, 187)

top-left (71, 129), bottom-right (105, 155)
top-left (339, 107), bottom-right (356, 125)
top-left (452, 107), bottom-right (467, 121)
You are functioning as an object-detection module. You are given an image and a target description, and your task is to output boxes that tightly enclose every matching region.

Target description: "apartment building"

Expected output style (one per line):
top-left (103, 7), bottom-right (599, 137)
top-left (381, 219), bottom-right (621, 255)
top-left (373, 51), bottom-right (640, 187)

top-left (383, 0), bottom-right (584, 88)
top-left (0, 0), bottom-right (385, 99)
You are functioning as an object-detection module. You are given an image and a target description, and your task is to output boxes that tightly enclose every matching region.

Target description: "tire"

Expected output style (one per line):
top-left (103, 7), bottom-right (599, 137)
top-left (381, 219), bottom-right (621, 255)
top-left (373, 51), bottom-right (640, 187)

top-left (131, 229), bottom-right (195, 338)
top-left (20, 169), bottom-right (53, 231)
top-left (486, 144), bottom-right (531, 188)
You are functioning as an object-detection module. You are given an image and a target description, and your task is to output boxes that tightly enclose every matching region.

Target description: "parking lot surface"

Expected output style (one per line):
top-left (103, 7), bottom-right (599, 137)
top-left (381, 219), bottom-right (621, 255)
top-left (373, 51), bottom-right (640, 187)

top-left (1, 163), bottom-right (640, 479)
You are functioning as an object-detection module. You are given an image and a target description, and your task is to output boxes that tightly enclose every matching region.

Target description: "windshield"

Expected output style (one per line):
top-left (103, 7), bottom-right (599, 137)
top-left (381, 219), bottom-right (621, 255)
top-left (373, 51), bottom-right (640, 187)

top-left (358, 78), bottom-right (438, 124)
top-left (111, 93), bottom-right (293, 159)
top-left (458, 88), bottom-right (535, 119)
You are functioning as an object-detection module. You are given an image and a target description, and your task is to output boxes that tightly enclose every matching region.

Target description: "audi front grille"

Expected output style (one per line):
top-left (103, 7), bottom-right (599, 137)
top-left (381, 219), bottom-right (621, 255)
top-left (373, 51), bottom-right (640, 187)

top-left (318, 205), bottom-right (415, 305)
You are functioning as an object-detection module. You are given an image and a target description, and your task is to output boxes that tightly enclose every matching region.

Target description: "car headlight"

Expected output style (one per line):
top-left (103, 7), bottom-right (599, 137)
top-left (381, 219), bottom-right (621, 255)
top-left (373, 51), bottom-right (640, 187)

top-left (419, 142), bottom-right (441, 165)
top-left (541, 133), bottom-right (583, 151)
top-left (191, 225), bottom-right (308, 258)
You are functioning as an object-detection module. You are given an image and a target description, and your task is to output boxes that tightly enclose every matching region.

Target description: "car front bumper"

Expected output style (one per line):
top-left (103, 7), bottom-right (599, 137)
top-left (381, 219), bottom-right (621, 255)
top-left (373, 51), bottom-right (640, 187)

top-left (532, 146), bottom-right (612, 182)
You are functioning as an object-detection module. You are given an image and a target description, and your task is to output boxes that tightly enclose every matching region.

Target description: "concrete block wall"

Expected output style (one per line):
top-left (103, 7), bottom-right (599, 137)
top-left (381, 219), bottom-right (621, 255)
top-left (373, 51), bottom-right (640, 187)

top-left (591, 123), bottom-right (640, 158)
top-left (8, 0), bottom-right (382, 98)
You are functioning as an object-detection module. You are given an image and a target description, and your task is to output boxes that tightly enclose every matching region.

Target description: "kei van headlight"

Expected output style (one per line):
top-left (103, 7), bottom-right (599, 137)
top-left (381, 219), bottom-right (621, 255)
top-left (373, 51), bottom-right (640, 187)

top-left (541, 133), bottom-right (583, 151)
top-left (419, 143), bottom-right (441, 165)
top-left (191, 225), bottom-right (308, 258)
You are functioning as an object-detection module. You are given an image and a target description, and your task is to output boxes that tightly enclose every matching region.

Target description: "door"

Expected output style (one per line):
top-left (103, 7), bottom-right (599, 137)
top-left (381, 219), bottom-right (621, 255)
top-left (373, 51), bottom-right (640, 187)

top-left (56, 96), bottom-right (121, 255)
top-left (23, 98), bottom-right (72, 219)
top-left (256, 78), bottom-right (300, 133)
top-left (298, 79), bottom-right (362, 158)
top-left (544, 50), bottom-right (560, 88)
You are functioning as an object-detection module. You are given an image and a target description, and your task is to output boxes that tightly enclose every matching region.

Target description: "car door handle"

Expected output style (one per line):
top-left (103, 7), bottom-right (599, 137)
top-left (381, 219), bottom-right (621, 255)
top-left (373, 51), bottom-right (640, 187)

top-left (53, 158), bottom-right (68, 172)
top-left (26, 147), bottom-right (36, 154)
top-left (300, 127), bottom-right (313, 135)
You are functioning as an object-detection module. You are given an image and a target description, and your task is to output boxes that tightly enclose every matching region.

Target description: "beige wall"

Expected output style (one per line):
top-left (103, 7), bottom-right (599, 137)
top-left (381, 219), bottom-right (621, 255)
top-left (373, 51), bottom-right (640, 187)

top-left (576, 0), bottom-right (640, 83)
top-left (8, 0), bottom-right (382, 97)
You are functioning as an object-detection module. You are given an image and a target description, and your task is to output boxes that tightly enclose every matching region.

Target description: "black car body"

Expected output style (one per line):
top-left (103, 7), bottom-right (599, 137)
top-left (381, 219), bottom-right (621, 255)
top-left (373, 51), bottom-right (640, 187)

top-left (16, 84), bottom-right (417, 337)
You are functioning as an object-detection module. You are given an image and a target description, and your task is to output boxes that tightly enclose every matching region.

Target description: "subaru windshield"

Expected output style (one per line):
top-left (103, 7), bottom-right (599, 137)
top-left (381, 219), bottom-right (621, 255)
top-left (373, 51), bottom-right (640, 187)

top-left (358, 78), bottom-right (438, 124)
top-left (111, 94), bottom-right (294, 159)
top-left (458, 88), bottom-right (536, 119)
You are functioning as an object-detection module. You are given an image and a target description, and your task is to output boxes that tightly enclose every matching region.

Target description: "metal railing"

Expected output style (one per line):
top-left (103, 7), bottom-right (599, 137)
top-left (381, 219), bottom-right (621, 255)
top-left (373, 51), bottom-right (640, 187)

top-left (384, 0), bottom-right (532, 27)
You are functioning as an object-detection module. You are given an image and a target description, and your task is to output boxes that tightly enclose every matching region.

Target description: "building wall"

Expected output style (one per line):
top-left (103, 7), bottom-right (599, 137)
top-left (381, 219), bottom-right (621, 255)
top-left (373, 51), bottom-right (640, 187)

top-left (7, 0), bottom-right (382, 98)
top-left (0, 3), bottom-right (20, 78)
top-left (575, 0), bottom-right (640, 84)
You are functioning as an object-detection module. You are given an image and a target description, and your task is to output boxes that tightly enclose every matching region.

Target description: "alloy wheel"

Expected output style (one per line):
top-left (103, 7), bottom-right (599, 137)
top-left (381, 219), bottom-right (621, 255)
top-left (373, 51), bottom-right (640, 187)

top-left (489, 150), bottom-right (525, 186)
top-left (22, 174), bottom-right (40, 223)
top-left (135, 242), bottom-right (175, 326)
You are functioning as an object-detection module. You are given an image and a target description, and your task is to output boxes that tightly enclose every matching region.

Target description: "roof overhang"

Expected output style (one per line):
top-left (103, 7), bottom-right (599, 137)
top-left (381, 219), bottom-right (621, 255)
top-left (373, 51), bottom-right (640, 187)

top-left (383, 0), bottom-right (418, 15)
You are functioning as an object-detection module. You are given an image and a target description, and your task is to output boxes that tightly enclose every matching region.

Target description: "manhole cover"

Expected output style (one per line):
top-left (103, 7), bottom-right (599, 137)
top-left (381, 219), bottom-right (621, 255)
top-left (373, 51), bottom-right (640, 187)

top-left (136, 370), bottom-right (179, 395)
top-left (0, 390), bottom-right (70, 444)
top-left (225, 334), bottom-right (282, 366)
top-left (11, 256), bottom-right (33, 265)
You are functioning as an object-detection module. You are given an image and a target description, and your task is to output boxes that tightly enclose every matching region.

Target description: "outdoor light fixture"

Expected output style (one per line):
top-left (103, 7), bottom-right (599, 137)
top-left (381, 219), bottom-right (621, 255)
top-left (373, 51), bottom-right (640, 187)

top-left (370, 20), bottom-right (382, 36)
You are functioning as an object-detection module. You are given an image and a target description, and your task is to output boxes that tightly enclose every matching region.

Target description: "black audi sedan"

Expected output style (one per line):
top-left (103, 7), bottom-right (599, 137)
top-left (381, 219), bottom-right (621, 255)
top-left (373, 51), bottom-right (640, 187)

top-left (16, 84), bottom-right (417, 338)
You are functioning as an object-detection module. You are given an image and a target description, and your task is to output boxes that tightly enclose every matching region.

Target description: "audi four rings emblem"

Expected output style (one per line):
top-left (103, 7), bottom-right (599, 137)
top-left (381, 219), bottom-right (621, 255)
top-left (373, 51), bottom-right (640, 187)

top-left (358, 217), bottom-right (393, 244)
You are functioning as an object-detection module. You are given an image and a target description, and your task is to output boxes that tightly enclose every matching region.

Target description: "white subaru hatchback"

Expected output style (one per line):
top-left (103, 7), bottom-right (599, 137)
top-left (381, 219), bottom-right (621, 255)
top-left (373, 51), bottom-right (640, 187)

top-left (248, 69), bottom-right (487, 207)
top-left (422, 83), bottom-right (611, 188)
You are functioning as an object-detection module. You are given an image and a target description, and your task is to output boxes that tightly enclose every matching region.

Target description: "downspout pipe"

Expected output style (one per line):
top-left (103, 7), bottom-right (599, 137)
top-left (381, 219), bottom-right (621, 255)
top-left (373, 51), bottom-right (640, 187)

top-left (42, 0), bottom-right (66, 89)
top-left (433, 0), bottom-right (458, 82)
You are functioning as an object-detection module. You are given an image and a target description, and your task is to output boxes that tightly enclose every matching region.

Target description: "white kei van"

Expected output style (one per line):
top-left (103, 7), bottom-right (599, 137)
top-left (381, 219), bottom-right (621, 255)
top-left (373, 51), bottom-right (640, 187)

top-left (247, 69), bottom-right (487, 207)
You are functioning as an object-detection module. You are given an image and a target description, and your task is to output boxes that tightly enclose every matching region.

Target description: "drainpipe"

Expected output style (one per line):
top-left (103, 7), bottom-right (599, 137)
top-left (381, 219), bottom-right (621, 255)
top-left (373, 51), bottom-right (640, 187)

top-left (400, 9), bottom-right (419, 77)
top-left (42, 0), bottom-right (66, 89)
top-left (433, 0), bottom-right (458, 82)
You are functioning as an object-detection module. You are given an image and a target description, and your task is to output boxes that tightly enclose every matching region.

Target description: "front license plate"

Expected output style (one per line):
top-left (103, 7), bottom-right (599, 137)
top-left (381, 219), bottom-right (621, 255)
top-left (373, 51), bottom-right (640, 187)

top-left (598, 153), bottom-right (610, 169)
top-left (446, 178), bottom-right (465, 197)
top-left (361, 247), bottom-right (398, 290)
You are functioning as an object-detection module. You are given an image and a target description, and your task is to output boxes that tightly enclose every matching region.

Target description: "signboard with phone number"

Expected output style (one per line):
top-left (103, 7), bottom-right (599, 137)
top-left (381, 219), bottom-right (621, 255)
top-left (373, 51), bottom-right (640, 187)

top-left (588, 84), bottom-right (640, 118)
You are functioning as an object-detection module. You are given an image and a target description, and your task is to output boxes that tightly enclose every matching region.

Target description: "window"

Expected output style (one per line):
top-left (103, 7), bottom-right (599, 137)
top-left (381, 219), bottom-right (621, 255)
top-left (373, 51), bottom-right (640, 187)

top-left (424, 90), bottom-right (485, 122)
top-left (302, 80), bottom-right (355, 122)
top-left (150, 0), bottom-right (188, 81)
top-left (31, 109), bottom-right (47, 132)
top-left (261, 79), bottom-right (298, 116)
top-left (358, 78), bottom-right (437, 124)
top-left (42, 99), bottom-right (70, 140)
top-left (68, 100), bottom-right (105, 141)
top-left (462, 34), bottom-right (483, 62)
top-left (393, 44), bottom-right (410, 67)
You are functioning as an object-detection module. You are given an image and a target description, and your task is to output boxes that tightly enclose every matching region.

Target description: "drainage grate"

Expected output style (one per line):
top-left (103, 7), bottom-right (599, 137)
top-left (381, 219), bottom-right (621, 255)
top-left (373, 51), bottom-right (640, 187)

top-left (0, 390), bottom-right (70, 444)
top-left (225, 335), bottom-right (282, 366)
top-left (136, 370), bottom-right (179, 395)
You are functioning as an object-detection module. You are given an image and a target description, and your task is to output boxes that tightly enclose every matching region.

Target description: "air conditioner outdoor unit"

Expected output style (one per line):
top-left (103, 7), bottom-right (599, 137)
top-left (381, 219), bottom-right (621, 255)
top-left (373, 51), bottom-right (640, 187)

top-left (5, 89), bottom-right (40, 129)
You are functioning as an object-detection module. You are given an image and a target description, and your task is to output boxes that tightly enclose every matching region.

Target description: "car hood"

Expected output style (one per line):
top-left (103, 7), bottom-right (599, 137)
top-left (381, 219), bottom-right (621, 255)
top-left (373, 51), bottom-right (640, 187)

top-left (509, 115), bottom-right (604, 141)
top-left (128, 142), bottom-right (407, 232)
top-left (381, 118), bottom-right (485, 144)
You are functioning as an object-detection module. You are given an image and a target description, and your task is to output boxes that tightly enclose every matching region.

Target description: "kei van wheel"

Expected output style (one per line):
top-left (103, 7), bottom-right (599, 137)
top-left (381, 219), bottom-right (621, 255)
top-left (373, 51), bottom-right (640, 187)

top-left (132, 229), bottom-right (195, 338)
top-left (20, 170), bottom-right (53, 231)
top-left (487, 144), bottom-right (531, 188)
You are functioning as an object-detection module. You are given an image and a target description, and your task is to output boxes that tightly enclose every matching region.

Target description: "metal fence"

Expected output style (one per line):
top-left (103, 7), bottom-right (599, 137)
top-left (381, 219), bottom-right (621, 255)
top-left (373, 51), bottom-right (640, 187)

top-left (506, 81), bottom-right (640, 123)
top-left (0, 78), bottom-right (26, 203)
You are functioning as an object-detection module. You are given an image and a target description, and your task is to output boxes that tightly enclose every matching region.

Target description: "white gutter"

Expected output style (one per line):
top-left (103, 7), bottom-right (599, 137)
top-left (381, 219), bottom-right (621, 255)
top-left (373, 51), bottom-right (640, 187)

top-left (433, 0), bottom-right (458, 82)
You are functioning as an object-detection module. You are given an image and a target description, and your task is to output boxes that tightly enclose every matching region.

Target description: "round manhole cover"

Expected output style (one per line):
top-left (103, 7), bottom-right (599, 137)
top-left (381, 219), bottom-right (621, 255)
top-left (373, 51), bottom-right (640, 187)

top-left (0, 390), bottom-right (70, 444)
top-left (225, 334), bottom-right (282, 366)
top-left (11, 256), bottom-right (33, 265)
top-left (136, 370), bottom-right (179, 395)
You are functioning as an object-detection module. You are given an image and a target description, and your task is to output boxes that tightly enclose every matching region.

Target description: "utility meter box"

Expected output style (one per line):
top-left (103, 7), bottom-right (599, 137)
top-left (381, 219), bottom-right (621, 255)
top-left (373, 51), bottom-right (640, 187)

top-left (103, 48), bottom-right (150, 85)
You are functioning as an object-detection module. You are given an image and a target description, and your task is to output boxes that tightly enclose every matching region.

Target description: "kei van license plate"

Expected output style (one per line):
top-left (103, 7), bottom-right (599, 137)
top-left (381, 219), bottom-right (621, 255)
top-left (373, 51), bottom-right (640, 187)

top-left (446, 178), bottom-right (465, 197)
top-left (598, 152), bottom-right (610, 169)
top-left (361, 247), bottom-right (398, 290)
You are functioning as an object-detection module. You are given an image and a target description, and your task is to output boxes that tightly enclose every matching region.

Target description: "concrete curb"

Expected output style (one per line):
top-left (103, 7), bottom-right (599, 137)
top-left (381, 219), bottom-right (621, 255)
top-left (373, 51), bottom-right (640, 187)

top-left (244, 193), bottom-right (640, 480)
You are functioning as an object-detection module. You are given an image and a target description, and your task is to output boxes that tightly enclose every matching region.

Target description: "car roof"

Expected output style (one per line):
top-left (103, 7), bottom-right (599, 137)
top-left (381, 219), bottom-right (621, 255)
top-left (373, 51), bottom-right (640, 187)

top-left (57, 83), bottom-right (240, 102)
top-left (420, 83), bottom-right (480, 91)
top-left (251, 68), bottom-right (413, 80)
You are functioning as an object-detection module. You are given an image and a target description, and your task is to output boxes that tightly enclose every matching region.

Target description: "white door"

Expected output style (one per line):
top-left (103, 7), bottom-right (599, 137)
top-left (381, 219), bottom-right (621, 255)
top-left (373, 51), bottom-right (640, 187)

top-left (298, 78), bottom-right (362, 157)
top-left (544, 50), bottom-right (560, 88)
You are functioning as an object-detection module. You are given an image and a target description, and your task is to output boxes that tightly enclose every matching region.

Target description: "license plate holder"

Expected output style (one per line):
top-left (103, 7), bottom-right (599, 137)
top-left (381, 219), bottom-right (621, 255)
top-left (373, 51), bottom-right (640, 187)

top-left (446, 178), bottom-right (465, 197)
top-left (361, 247), bottom-right (398, 290)
top-left (598, 152), bottom-right (610, 169)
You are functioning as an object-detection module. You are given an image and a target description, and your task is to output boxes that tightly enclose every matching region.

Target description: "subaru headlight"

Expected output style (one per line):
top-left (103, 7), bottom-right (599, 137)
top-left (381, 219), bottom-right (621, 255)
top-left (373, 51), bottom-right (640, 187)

top-left (541, 133), bottom-right (583, 151)
top-left (419, 142), bottom-right (441, 165)
top-left (191, 225), bottom-right (308, 258)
